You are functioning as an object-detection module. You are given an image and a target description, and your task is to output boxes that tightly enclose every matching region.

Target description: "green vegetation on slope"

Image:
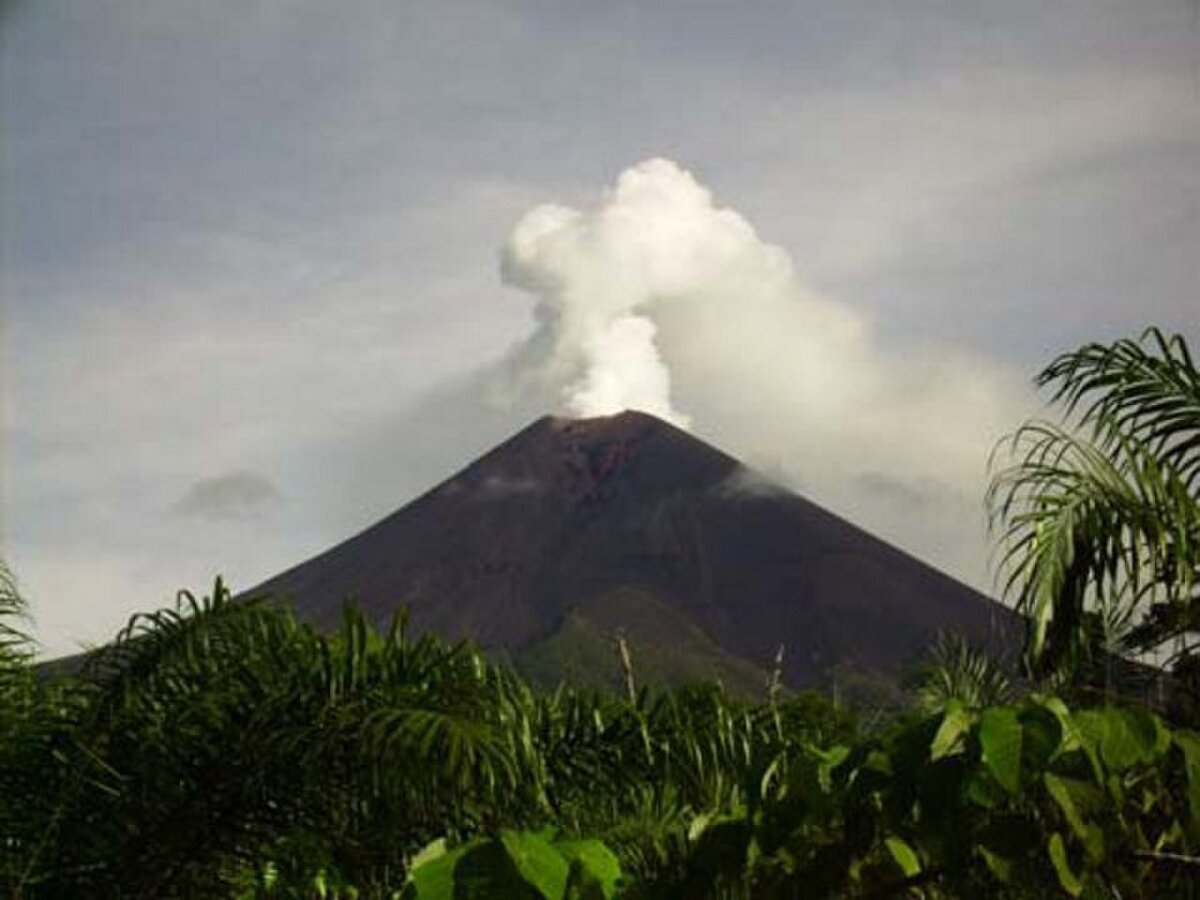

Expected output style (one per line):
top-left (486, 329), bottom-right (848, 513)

top-left (514, 588), bottom-right (771, 698)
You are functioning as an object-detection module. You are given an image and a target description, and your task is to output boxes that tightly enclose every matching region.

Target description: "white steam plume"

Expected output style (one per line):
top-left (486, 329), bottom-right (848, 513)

top-left (500, 159), bottom-right (789, 426)
top-left (496, 158), bottom-right (1034, 588)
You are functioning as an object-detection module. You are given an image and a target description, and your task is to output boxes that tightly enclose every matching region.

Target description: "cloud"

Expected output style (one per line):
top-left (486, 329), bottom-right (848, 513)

top-left (711, 465), bottom-right (790, 501)
top-left (172, 471), bottom-right (282, 522)
top-left (499, 163), bottom-right (722, 426)
top-left (853, 472), bottom-right (968, 512)
top-left (492, 158), bottom-right (1036, 587)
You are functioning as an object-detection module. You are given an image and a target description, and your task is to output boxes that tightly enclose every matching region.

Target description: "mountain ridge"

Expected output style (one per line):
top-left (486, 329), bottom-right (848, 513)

top-left (249, 410), bottom-right (1021, 690)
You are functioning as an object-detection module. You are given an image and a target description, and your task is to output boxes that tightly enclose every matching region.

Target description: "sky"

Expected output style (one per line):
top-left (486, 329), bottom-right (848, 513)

top-left (2, 1), bottom-right (1197, 658)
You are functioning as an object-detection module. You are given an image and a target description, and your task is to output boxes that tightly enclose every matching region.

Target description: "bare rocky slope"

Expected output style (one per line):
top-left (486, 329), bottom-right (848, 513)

top-left (250, 411), bottom-right (1021, 694)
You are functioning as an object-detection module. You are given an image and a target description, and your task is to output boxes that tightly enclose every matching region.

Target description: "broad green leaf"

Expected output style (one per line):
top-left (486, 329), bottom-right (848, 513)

top-left (1072, 709), bottom-right (1106, 752)
top-left (814, 744), bottom-right (850, 791)
top-left (564, 861), bottom-right (607, 900)
top-left (965, 771), bottom-right (1005, 809)
top-left (1081, 801), bottom-right (1111, 852)
top-left (1104, 772), bottom-right (1126, 808)
top-left (453, 841), bottom-right (542, 900)
top-left (1044, 773), bottom-right (1086, 837)
top-left (555, 839), bottom-right (621, 900)
top-left (931, 701), bottom-right (972, 760)
top-left (1037, 695), bottom-right (1083, 755)
top-left (978, 845), bottom-right (1014, 884)
top-left (1048, 832), bottom-right (1083, 897)
top-left (813, 743), bottom-right (851, 768)
top-left (1100, 711), bottom-right (1138, 770)
top-left (1076, 706), bottom-right (1166, 771)
top-left (1104, 707), bottom-right (1167, 769)
top-left (884, 836), bottom-right (921, 877)
top-left (979, 707), bottom-right (1023, 792)
top-left (403, 842), bottom-right (471, 899)
top-left (1068, 711), bottom-right (1108, 785)
top-left (410, 838), bottom-right (448, 871)
top-left (863, 749), bottom-right (893, 775)
top-left (1147, 710), bottom-right (1172, 758)
top-left (1174, 730), bottom-right (1200, 825)
top-left (500, 829), bottom-right (571, 900)
top-left (1044, 773), bottom-right (1104, 862)
top-left (1019, 704), bottom-right (1062, 768)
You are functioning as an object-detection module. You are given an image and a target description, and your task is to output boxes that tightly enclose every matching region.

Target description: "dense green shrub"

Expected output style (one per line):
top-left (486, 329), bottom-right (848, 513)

top-left (1, 580), bottom-right (1197, 898)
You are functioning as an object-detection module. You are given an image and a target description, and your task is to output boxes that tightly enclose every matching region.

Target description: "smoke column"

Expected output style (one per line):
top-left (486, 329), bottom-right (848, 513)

top-left (501, 159), bottom-right (792, 427)
top-left (495, 158), bottom-right (1033, 589)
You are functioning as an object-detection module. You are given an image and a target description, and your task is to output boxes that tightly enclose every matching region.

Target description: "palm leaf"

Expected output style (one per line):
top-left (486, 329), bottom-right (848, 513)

top-left (0, 560), bottom-right (33, 665)
top-left (989, 329), bottom-right (1200, 675)
top-left (1039, 327), bottom-right (1200, 490)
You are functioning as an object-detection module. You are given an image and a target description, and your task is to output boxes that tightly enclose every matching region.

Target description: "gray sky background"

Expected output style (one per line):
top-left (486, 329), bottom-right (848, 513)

top-left (3, 0), bottom-right (1197, 657)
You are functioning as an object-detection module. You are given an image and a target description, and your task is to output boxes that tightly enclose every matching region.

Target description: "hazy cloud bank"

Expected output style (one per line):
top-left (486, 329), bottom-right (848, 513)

top-left (172, 471), bottom-right (282, 522)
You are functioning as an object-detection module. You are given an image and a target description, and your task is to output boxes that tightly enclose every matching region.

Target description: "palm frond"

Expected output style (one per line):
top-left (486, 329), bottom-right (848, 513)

top-left (988, 329), bottom-right (1200, 675)
top-left (1038, 326), bottom-right (1200, 490)
top-left (0, 560), bottom-right (33, 665)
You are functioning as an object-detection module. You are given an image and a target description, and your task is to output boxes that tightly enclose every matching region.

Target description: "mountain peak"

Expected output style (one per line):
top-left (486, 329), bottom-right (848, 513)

top-left (252, 413), bottom-right (1019, 692)
top-left (528, 409), bottom-right (689, 445)
top-left (452, 410), bottom-right (733, 509)
top-left (538, 408), bottom-right (675, 428)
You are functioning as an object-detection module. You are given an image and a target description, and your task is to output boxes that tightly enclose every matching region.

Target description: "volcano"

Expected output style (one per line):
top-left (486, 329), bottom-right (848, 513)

top-left (250, 411), bottom-right (1020, 695)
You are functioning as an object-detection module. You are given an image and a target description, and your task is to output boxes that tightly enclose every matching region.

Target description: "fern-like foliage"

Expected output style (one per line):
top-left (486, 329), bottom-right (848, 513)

top-left (1040, 327), bottom-right (1200, 490)
top-left (0, 560), bottom-right (32, 667)
top-left (909, 633), bottom-right (1013, 715)
top-left (10, 580), bottom-right (558, 897)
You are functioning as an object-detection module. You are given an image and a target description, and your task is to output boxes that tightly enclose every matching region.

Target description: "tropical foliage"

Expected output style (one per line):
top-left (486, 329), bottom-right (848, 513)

top-left (906, 632), bottom-right (1014, 715)
top-left (0, 574), bottom-right (1196, 898)
top-left (988, 327), bottom-right (1199, 684)
top-left (400, 828), bottom-right (622, 899)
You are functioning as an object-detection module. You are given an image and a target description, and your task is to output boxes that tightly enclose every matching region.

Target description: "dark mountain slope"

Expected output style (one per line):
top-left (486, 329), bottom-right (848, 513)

top-left (251, 411), bottom-right (1020, 690)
